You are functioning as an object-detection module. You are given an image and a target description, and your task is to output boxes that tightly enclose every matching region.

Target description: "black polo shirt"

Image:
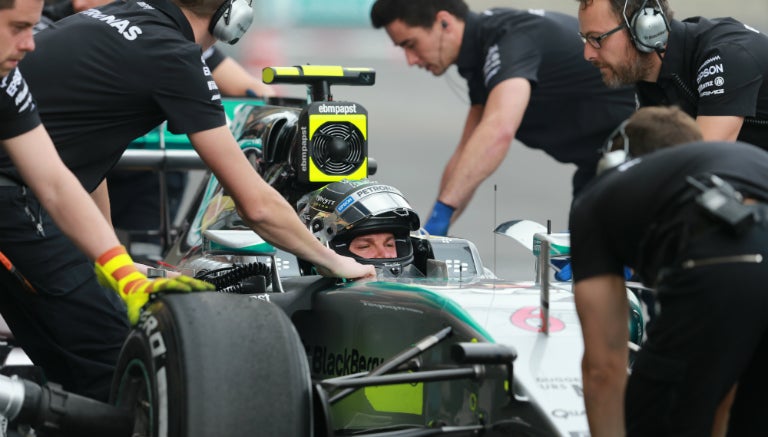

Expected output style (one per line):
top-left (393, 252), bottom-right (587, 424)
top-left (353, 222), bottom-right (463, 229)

top-left (0, 68), bottom-right (40, 141)
top-left (456, 9), bottom-right (636, 169)
top-left (15, 0), bottom-right (225, 192)
top-left (570, 141), bottom-right (768, 284)
top-left (637, 18), bottom-right (768, 148)
top-left (0, 69), bottom-right (41, 183)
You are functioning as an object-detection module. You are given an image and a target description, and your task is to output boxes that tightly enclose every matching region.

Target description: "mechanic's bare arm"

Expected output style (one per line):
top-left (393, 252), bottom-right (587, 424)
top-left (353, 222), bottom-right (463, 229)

top-left (437, 77), bottom-right (530, 220)
top-left (4, 125), bottom-right (122, 259)
top-left (188, 126), bottom-right (375, 280)
top-left (90, 178), bottom-right (113, 226)
top-left (212, 56), bottom-right (275, 98)
top-left (696, 115), bottom-right (744, 142)
top-left (574, 274), bottom-right (629, 437)
top-left (437, 104), bottom-right (482, 218)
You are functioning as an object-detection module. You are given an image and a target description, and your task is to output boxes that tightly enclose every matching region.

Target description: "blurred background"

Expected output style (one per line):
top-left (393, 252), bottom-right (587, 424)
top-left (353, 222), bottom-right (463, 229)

top-left (221, 1), bottom-right (768, 279)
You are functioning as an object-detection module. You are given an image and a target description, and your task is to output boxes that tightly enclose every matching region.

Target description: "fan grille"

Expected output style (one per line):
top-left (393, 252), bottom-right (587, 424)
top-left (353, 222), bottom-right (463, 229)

top-left (310, 122), bottom-right (365, 175)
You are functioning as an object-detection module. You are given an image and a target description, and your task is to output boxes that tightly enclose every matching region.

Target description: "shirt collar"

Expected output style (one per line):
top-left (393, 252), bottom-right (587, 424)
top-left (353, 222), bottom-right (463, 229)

top-left (456, 11), bottom-right (483, 72)
top-left (144, 0), bottom-right (196, 43)
top-left (657, 19), bottom-right (686, 80)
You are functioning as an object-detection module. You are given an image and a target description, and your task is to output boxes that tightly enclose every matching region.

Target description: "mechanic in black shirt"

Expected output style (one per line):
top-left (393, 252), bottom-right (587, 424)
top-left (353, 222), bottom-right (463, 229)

top-left (33, 0), bottom-right (274, 97)
top-left (571, 139), bottom-right (768, 435)
top-left (370, 0), bottom-right (636, 236)
top-left (33, 0), bottom-right (276, 260)
top-left (576, 0), bottom-right (768, 147)
top-left (0, 0), bottom-right (213, 402)
top-left (6, 0), bottom-right (375, 400)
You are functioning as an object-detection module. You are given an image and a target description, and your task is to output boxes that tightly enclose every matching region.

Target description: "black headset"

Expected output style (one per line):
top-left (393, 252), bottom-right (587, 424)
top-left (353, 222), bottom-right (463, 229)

top-left (622, 0), bottom-right (670, 53)
top-left (208, 0), bottom-right (253, 45)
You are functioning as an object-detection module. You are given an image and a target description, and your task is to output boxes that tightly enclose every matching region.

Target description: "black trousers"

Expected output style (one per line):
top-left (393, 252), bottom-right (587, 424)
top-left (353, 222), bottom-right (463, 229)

top-left (625, 224), bottom-right (768, 436)
top-left (0, 186), bottom-right (129, 402)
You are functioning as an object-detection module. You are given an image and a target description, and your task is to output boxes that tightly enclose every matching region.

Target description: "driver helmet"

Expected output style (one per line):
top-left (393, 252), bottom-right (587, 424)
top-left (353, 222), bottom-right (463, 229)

top-left (298, 179), bottom-right (420, 276)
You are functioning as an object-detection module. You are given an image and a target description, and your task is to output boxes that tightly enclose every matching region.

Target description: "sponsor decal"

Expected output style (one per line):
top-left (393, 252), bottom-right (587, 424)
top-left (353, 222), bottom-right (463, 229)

top-left (697, 80), bottom-right (714, 93)
top-left (536, 376), bottom-right (583, 396)
top-left (361, 300), bottom-right (423, 314)
top-left (248, 294), bottom-right (270, 302)
top-left (336, 185), bottom-right (401, 214)
top-left (307, 344), bottom-right (384, 377)
top-left (1, 69), bottom-right (34, 112)
top-left (696, 63), bottom-right (724, 84)
top-left (510, 306), bottom-right (565, 332)
top-left (336, 195), bottom-right (354, 213)
top-left (300, 126), bottom-right (308, 172)
top-left (318, 103), bottom-right (358, 114)
top-left (138, 313), bottom-right (169, 436)
top-left (200, 59), bottom-right (220, 101)
top-left (313, 194), bottom-right (336, 209)
top-left (552, 409), bottom-right (587, 420)
top-left (700, 89), bottom-right (725, 97)
top-left (81, 8), bottom-right (142, 40)
top-left (699, 55), bottom-right (721, 70)
top-left (483, 45), bottom-right (501, 86)
top-left (714, 76), bottom-right (725, 87)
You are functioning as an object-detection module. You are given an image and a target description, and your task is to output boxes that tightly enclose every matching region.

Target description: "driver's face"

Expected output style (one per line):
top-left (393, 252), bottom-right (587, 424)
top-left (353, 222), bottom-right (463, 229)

top-left (349, 232), bottom-right (397, 259)
top-left (385, 18), bottom-right (450, 76)
top-left (0, 0), bottom-right (42, 77)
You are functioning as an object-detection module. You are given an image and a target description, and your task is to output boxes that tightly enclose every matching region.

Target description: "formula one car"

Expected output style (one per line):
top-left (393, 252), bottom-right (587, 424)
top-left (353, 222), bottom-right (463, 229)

top-left (0, 66), bottom-right (644, 437)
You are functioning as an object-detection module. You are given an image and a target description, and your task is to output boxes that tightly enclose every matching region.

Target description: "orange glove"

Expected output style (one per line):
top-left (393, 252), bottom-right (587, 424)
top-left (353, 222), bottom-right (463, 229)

top-left (94, 246), bottom-right (214, 324)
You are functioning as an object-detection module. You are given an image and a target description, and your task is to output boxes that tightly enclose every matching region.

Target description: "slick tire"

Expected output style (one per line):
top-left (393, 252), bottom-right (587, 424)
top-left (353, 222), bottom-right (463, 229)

top-left (109, 292), bottom-right (313, 437)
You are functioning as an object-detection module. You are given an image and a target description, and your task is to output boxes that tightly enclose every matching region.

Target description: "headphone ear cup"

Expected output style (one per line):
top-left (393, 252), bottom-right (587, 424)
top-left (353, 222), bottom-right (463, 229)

top-left (209, 0), bottom-right (253, 45)
top-left (630, 6), bottom-right (668, 53)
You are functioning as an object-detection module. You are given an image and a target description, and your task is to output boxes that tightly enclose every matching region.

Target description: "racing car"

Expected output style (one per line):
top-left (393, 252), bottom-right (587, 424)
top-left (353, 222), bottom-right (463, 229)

top-left (0, 66), bottom-right (644, 437)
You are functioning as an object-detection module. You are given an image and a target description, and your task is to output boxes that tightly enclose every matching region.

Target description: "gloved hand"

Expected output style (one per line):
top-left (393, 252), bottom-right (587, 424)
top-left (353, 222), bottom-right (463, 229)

top-left (423, 200), bottom-right (455, 236)
top-left (94, 246), bottom-right (214, 325)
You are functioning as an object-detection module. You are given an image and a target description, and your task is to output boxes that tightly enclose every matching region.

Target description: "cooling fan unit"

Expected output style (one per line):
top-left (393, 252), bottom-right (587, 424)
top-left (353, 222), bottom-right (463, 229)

top-left (293, 101), bottom-right (369, 183)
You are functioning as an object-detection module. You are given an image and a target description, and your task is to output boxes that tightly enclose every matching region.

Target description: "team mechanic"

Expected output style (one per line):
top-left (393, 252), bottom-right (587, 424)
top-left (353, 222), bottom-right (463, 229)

top-left (0, 0), bottom-right (214, 403)
top-left (370, 0), bottom-right (636, 236)
top-left (12, 0), bottom-right (375, 401)
top-left (570, 141), bottom-right (768, 436)
top-left (33, 0), bottom-right (276, 259)
top-left (576, 0), bottom-right (768, 145)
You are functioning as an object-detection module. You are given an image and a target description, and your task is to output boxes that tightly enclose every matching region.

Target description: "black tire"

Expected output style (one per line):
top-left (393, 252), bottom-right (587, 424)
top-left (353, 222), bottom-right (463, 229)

top-left (109, 292), bottom-right (313, 437)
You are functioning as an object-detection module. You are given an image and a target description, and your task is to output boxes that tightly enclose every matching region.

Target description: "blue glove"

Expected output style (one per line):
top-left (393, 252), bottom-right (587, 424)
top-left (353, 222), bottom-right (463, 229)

top-left (552, 258), bottom-right (572, 281)
top-left (423, 200), bottom-right (455, 236)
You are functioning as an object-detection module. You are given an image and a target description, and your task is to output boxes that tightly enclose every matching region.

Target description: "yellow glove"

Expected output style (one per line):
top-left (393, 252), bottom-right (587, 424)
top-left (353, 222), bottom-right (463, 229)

top-left (94, 246), bottom-right (215, 324)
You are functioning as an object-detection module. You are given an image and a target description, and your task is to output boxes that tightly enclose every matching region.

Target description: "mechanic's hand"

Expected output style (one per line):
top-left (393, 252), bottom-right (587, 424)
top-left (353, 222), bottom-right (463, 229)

top-left (94, 246), bottom-right (214, 325)
top-left (315, 254), bottom-right (376, 281)
top-left (551, 259), bottom-right (572, 281)
top-left (423, 200), bottom-right (455, 236)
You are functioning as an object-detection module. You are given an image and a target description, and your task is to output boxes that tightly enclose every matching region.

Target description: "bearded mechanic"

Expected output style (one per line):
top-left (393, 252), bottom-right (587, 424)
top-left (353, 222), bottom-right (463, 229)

top-left (7, 0), bottom-right (374, 402)
top-left (370, 0), bottom-right (636, 236)
top-left (576, 0), bottom-right (768, 145)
